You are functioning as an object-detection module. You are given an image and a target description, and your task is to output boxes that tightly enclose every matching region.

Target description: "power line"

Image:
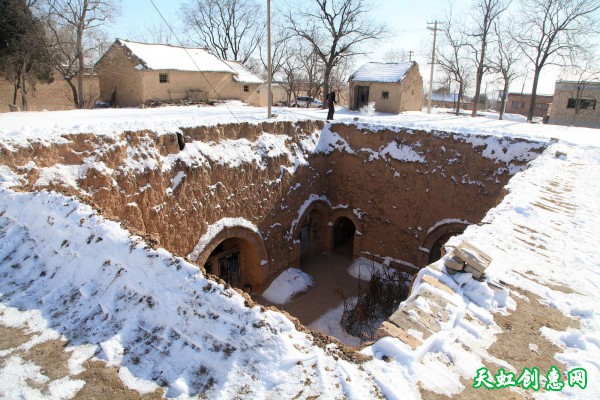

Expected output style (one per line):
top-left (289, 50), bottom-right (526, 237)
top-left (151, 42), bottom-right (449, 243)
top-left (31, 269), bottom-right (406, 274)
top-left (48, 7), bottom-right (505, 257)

top-left (147, 0), bottom-right (240, 123)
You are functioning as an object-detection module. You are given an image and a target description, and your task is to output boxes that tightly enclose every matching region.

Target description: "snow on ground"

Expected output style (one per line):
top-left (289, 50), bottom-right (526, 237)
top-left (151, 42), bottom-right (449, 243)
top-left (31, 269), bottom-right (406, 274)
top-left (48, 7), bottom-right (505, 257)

top-left (308, 299), bottom-right (361, 348)
top-left (451, 139), bottom-right (600, 399)
top-left (347, 257), bottom-right (386, 281)
top-left (0, 102), bottom-right (595, 150)
top-left (261, 268), bottom-right (314, 305)
top-left (1, 103), bottom-right (600, 398)
top-left (0, 188), bottom-right (383, 399)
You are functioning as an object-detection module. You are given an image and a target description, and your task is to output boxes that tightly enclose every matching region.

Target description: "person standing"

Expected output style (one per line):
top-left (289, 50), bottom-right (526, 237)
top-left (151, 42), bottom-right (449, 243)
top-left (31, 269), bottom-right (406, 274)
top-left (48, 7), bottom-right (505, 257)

top-left (327, 91), bottom-right (336, 120)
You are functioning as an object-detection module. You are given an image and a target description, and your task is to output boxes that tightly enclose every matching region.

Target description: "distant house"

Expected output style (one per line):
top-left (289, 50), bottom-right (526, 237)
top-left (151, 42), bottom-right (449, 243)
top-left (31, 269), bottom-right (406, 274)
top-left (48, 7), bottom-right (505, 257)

top-left (424, 93), bottom-right (474, 111)
top-left (549, 81), bottom-right (600, 128)
top-left (348, 62), bottom-right (424, 114)
top-left (95, 39), bottom-right (270, 108)
top-left (501, 92), bottom-right (552, 117)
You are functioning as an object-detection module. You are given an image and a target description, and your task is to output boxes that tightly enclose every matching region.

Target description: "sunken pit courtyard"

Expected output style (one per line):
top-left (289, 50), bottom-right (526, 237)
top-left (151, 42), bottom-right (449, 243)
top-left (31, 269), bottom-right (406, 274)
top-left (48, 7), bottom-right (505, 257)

top-left (1, 120), bottom-right (546, 342)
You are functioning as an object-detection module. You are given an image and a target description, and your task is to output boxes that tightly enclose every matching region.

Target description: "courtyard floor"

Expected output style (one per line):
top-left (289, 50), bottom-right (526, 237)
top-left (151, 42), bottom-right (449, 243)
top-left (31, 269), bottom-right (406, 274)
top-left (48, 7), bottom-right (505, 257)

top-left (255, 245), bottom-right (363, 327)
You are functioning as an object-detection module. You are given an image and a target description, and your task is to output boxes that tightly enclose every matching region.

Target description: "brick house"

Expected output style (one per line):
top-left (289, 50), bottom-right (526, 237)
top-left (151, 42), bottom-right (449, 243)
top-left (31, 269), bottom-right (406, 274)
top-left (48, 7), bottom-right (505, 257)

top-left (502, 92), bottom-right (553, 117)
top-left (348, 62), bottom-right (424, 114)
top-left (549, 81), bottom-right (600, 128)
top-left (95, 39), bottom-right (268, 107)
top-left (424, 93), bottom-right (474, 111)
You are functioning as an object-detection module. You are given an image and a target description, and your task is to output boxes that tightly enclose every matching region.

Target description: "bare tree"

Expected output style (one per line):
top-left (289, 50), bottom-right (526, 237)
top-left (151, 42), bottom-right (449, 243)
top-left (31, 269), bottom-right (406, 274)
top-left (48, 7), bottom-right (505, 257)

top-left (298, 47), bottom-right (324, 100)
top-left (383, 48), bottom-right (408, 63)
top-left (0, 0), bottom-right (53, 110)
top-left (279, 47), bottom-right (303, 105)
top-left (37, 0), bottom-right (118, 108)
top-left (283, 0), bottom-right (386, 105)
top-left (514, 0), bottom-right (600, 122)
top-left (329, 58), bottom-right (351, 105)
top-left (181, 0), bottom-right (264, 63)
top-left (467, 0), bottom-right (511, 117)
top-left (489, 20), bottom-right (523, 119)
top-left (127, 21), bottom-right (175, 45)
top-left (436, 10), bottom-right (474, 114)
top-left (257, 23), bottom-right (293, 80)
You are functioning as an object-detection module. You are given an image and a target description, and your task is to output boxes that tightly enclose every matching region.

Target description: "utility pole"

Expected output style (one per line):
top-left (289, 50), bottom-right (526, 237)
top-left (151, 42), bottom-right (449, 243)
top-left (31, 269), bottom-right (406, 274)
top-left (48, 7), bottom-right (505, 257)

top-left (408, 50), bottom-right (414, 62)
top-left (427, 21), bottom-right (440, 114)
top-left (267, 0), bottom-right (272, 118)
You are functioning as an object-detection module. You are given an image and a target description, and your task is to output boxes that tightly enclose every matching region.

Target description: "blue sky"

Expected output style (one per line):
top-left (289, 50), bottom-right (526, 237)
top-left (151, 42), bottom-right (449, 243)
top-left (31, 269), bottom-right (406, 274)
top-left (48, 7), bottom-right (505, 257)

top-left (107, 0), bottom-right (560, 95)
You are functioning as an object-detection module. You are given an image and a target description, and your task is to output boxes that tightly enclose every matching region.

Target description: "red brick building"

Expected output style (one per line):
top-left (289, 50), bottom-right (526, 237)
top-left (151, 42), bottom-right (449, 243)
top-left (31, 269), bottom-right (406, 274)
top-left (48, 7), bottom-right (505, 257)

top-left (501, 92), bottom-right (553, 117)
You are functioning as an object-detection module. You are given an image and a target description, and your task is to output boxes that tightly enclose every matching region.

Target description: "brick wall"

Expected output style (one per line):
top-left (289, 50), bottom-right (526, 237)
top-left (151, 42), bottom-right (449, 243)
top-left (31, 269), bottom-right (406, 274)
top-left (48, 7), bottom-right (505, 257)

top-left (549, 81), bottom-right (600, 128)
top-left (0, 74), bottom-right (99, 113)
top-left (504, 93), bottom-right (552, 117)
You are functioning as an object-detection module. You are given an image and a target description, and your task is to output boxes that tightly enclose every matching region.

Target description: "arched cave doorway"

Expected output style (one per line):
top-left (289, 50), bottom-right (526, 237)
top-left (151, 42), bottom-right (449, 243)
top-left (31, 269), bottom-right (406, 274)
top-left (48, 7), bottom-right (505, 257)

top-left (297, 208), bottom-right (327, 264)
top-left (428, 232), bottom-right (460, 264)
top-left (333, 217), bottom-right (356, 257)
top-left (195, 227), bottom-right (267, 293)
top-left (418, 222), bottom-right (469, 267)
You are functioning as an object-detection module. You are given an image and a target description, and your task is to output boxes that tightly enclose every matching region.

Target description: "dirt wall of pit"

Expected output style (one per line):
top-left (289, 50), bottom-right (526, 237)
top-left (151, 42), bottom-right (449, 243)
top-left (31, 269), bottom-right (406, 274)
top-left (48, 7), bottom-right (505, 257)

top-left (0, 121), bottom-right (546, 290)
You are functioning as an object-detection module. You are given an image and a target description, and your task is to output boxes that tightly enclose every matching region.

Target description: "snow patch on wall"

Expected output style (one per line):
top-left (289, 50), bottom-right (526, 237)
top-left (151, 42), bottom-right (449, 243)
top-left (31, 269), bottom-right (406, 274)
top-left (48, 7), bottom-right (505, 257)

top-left (380, 141), bottom-right (427, 164)
top-left (314, 126), bottom-right (355, 154)
top-left (166, 171), bottom-right (186, 195)
top-left (464, 136), bottom-right (545, 164)
top-left (426, 219), bottom-right (473, 236)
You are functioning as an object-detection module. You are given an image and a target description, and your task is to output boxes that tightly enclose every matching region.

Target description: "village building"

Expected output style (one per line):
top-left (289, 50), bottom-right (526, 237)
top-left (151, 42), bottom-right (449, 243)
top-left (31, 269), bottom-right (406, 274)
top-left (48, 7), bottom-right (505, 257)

top-left (424, 92), bottom-right (474, 111)
top-left (0, 71), bottom-right (99, 113)
top-left (348, 62), bottom-right (424, 114)
top-left (501, 92), bottom-right (553, 117)
top-left (549, 80), bottom-right (600, 128)
top-left (95, 39), bottom-right (283, 108)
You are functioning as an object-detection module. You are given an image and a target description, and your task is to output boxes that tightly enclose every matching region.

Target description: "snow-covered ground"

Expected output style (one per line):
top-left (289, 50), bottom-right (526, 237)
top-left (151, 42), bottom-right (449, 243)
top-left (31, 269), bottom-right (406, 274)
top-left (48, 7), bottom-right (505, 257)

top-left (1, 103), bottom-right (600, 398)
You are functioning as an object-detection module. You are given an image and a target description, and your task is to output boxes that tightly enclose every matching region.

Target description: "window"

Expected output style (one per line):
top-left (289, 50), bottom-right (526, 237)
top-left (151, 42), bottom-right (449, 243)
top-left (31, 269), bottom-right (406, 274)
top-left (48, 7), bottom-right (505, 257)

top-left (511, 101), bottom-right (525, 109)
top-left (567, 98), bottom-right (596, 110)
top-left (535, 103), bottom-right (549, 111)
top-left (243, 85), bottom-right (249, 92)
top-left (382, 91), bottom-right (389, 100)
top-left (159, 73), bottom-right (168, 83)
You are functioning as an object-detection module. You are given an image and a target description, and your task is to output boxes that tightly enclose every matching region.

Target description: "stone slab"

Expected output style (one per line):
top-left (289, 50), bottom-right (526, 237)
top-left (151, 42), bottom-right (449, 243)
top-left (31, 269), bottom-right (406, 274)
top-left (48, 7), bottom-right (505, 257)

top-left (455, 242), bottom-right (492, 272)
top-left (445, 255), bottom-right (465, 271)
top-left (388, 310), bottom-right (433, 340)
top-left (464, 264), bottom-right (485, 279)
top-left (375, 321), bottom-right (423, 350)
top-left (421, 274), bottom-right (456, 296)
top-left (416, 288), bottom-right (453, 308)
top-left (402, 304), bottom-right (441, 333)
top-left (427, 302), bottom-right (450, 324)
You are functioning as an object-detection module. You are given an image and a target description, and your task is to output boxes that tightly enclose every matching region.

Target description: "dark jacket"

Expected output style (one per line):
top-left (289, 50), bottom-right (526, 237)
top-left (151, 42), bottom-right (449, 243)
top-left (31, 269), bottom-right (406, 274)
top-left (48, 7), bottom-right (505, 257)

top-left (327, 92), bottom-right (336, 105)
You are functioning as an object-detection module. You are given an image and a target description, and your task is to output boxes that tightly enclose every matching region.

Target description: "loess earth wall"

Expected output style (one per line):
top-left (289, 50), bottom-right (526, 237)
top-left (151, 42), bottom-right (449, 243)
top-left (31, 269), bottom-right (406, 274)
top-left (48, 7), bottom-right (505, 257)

top-left (0, 121), bottom-right (546, 291)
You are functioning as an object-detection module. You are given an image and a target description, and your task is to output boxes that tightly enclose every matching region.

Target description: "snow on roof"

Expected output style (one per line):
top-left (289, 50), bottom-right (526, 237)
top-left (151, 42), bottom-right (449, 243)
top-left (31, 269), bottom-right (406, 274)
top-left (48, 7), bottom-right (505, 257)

top-left (507, 92), bottom-right (553, 97)
top-left (223, 60), bottom-right (265, 84)
top-left (118, 39), bottom-right (236, 74)
top-left (349, 62), bottom-right (414, 83)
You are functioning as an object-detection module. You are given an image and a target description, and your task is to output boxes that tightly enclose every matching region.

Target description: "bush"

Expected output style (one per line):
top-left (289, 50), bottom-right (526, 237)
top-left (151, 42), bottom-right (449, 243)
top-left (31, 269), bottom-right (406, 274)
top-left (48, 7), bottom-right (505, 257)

top-left (340, 264), bottom-right (411, 341)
